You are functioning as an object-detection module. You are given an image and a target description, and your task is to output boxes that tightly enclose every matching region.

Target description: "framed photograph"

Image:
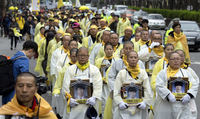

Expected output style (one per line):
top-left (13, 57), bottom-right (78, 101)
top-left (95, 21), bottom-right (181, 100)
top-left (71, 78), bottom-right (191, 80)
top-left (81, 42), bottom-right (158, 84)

top-left (168, 77), bottom-right (189, 100)
top-left (70, 79), bottom-right (93, 103)
top-left (100, 64), bottom-right (110, 84)
top-left (145, 56), bottom-right (160, 76)
top-left (121, 82), bottom-right (144, 106)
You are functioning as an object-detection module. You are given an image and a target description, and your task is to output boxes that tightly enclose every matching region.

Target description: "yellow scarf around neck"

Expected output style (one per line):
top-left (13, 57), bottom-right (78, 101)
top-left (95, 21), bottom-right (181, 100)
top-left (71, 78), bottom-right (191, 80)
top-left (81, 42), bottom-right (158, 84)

top-left (143, 27), bottom-right (148, 30)
top-left (102, 26), bottom-right (107, 30)
top-left (174, 32), bottom-right (183, 41)
top-left (113, 44), bottom-right (118, 52)
top-left (152, 46), bottom-right (164, 56)
top-left (140, 39), bottom-right (149, 46)
top-left (167, 66), bottom-right (180, 79)
top-left (127, 64), bottom-right (140, 79)
top-left (122, 18), bottom-right (126, 22)
top-left (122, 54), bottom-right (128, 67)
top-left (77, 61), bottom-right (90, 71)
top-left (104, 55), bottom-right (113, 60)
top-left (102, 40), bottom-right (106, 46)
top-left (40, 34), bottom-right (44, 39)
top-left (62, 46), bottom-right (68, 53)
top-left (180, 63), bottom-right (188, 69)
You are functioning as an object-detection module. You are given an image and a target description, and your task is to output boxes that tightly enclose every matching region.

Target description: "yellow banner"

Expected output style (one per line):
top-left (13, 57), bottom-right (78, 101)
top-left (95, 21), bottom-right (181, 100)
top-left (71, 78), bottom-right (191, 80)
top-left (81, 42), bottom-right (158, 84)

top-left (76, 99), bottom-right (87, 104)
top-left (57, 0), bottom-right (64, 9)
top-left (123, 99), bottom-right (143, 104)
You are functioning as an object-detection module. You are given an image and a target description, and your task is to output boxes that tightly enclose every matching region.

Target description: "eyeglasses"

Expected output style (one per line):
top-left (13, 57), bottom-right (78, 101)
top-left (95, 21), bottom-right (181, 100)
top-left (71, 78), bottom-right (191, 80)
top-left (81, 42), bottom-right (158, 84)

top-left (169, 58), bottom-right (180, 61)
top-left (77, 55), bottom-right (89, 57)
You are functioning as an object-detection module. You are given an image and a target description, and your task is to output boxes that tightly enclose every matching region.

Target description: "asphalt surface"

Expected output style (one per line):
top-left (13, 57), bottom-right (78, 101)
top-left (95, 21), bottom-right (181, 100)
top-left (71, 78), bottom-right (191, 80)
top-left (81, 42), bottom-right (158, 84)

top-left (0, 30), bottom-right (200, 118)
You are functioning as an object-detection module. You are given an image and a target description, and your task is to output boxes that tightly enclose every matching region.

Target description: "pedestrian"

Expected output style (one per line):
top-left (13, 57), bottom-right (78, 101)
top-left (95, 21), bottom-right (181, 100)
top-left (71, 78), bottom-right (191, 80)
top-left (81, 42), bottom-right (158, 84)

top-left (9, 17), bottom-right (20, 50)
top-left (0, 13), bottom-right (5, 37)
top-left (2, 40), bottom-right (38, 105)
top-left (109, 15), bottom-right (119, 33)
top-left (23, 15), bottom-right (34, 41)
top-left (3, 14), bottom-right (11, 38)
top-left (16, 13), bottom-right (25, 41)
top-left (30, 18), bottom-right (38, 41)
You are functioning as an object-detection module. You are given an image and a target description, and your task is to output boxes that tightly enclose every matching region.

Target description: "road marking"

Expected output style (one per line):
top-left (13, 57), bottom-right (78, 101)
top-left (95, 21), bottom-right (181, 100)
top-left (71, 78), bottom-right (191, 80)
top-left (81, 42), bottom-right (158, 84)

top-left (191, 62), bottom-right (200, 65)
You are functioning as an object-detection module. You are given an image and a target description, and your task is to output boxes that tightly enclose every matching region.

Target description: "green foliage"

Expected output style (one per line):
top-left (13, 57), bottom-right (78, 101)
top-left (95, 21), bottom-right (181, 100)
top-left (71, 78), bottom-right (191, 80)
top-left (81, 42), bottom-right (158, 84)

top-left (129, 6), bottom-right (200, 22)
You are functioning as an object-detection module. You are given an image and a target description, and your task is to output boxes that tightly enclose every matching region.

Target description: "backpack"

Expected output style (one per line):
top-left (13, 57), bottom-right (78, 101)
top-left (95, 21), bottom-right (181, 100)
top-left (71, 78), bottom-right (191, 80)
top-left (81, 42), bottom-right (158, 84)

top-left (0, 55), bottom-right (26, 95)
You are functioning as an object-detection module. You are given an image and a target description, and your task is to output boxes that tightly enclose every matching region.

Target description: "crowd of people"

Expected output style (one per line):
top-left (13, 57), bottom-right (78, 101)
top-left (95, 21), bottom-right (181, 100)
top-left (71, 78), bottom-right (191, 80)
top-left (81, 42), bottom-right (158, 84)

top-left (0, 6), bottom-right (199, 119)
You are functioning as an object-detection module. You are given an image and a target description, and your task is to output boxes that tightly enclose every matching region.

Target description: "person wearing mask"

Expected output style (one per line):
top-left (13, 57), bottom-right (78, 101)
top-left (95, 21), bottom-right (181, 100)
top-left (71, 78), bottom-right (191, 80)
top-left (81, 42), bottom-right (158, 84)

top-left (154, 52), bottom-right (198, 119)
top-left (116, 11), bottom-right (131, 37)
top-left (23, 15), bottom-right (34, 41)
top-left (62, 47), bottom-right (102, 119)
top-left (166, 23), bottom-right (190, 65)
top-left (53, 48), bottom-right (78, 118)
top-left (82, 25), bottom-right (98, 49)
top-left (119, 26), bottom-right (135, 44)
top-left (0, 72), bottom-right (57, 118)
top-left (113, 51), bottom-right (152, 118)
top-left (9, 17), bottom-right (20, 50)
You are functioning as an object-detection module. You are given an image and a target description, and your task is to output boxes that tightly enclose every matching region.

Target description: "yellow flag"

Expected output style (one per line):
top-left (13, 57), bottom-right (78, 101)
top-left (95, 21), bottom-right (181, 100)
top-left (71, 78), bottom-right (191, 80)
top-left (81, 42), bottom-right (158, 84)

top-left (57, 0), bottom-right (64, 9)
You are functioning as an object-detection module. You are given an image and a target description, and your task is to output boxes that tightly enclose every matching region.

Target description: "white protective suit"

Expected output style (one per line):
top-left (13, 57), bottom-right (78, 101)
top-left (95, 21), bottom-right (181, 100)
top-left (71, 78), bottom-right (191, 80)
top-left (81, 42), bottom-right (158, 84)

top-left (113, 69), bottom-right (153, 119)
top-left (62, 64), bottom-right (102, 119)
top-left (154, 68), bottom-right (199, 119)
top-left (108, 57), bottom-right (145, 92)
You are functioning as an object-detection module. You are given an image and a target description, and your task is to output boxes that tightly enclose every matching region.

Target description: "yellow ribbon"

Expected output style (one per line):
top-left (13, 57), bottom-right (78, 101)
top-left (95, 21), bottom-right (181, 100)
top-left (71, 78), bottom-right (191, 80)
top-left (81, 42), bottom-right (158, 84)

top-left (104, 55), bottom-right (113, 60)
top-left (122, 54), bottom-right (128, 67)
top-left (126, 64), bottom-right (140, 79)
top-left (143, 27), bottom-right (148, 30)
top-left (102, 25), bottom-right (107, 30)
top-left (102, 40), bottom-right (106, 46)
top-left (77, 61), bottom-right (90, 71)
top-left (65, 92), bottom-right (72, 113)
top-left (167, 66), bottom-right (179, 79)
top-left (62, 46), bottom-right (68, 53)
top-left (140, 39), bottom-right (149, 46)
top-left (152, 46), bottom-right (164, 57)
top-left (40, 33), bottom-right (44, 39)
top-left (113, 44), bottom-right (118, 52)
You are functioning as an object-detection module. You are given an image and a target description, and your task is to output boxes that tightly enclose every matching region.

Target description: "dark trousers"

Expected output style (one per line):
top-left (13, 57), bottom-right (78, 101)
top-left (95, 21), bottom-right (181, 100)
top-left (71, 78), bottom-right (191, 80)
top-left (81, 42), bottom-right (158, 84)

top-left (0, 27), bottom-right (3, 36)
top-left (4, 27), bottom-right (8, 36)
top-left (10, 35), bottom-right (17, 48)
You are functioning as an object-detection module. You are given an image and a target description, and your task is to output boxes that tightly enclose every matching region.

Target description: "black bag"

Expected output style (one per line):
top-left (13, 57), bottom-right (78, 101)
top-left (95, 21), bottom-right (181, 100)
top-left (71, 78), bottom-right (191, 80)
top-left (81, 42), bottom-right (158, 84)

top-left (0, 55), bottom-right (26, 95)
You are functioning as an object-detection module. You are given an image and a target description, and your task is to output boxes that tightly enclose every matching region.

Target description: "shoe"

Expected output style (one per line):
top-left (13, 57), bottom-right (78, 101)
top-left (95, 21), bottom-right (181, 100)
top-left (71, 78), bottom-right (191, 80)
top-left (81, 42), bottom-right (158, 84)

top-left (10, 47), bottom-right (13, 50)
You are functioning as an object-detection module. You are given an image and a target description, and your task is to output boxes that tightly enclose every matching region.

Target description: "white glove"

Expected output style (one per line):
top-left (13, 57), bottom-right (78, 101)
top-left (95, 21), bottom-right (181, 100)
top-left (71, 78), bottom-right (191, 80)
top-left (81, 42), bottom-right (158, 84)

top-left (54, 94), bottom-right (60, 98)
top-left (85, 97), bottom-right (96, 106)
top-left (69, 98), bottom-right (79, 107)
top-left (149, 41), bottom-right (160, 49)
top-left (119, 102), bottom-right (129, 110)
top-left (137, 102), bottom-right (146, 110)
top-left (167, 93), bottom-right (176, 103)
top-left (181, 94), bottom-right (191, 104)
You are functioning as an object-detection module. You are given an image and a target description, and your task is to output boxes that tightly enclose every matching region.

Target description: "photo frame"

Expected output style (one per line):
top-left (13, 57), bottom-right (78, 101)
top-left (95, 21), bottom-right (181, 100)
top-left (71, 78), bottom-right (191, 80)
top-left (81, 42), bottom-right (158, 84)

top-left (145, 56), bottom-right (161, 76)
top-left (70, 79), bottom-right (93, 103)
top-left (168, 77), bottom-right (189, 101)
top-left (100, 64), bottom-right (110, 84)
top-left (121, 82), bottom-right (144, 106)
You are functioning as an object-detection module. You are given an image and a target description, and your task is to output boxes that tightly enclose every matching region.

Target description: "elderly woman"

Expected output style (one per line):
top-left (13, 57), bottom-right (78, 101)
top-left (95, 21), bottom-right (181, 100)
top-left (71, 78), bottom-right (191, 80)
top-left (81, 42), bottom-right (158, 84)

top-left (154, 52), bottom-right (198, 119)
top-left (166, 23), bottom-right (191, 65)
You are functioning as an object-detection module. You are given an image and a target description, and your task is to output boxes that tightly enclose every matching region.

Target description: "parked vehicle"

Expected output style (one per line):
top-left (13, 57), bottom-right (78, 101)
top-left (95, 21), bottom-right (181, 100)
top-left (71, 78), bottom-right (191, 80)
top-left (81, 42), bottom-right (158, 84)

top-left (148, 14), bottom-right (166, 30)
top-left (165, 20), bottom-right (200, 51)
top-left (131, 11), bottom-right (148, 25)
top-left (114, 5), bottom-right (128, 11)
top-left (124, 9), bottom-right (135, 20)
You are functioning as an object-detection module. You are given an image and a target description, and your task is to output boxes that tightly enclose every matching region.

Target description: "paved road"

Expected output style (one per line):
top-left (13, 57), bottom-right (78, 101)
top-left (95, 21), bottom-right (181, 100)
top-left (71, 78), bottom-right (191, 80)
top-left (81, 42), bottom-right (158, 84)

top-left (0, 31), bottom-right (200, 118)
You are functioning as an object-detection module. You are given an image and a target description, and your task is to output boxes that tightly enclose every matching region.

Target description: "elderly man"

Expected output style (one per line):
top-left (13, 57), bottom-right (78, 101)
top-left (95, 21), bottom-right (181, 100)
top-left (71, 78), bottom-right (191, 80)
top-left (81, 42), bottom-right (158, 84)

top-left (119, 26), bottom-right (135, 44)
top-left (0, 72), bottom-right (57, 118)
top-left (117, 11), bottom-right (131, 37)
top-left (134, 30), bottom-right (150, 52)
top-left (62, 47), bottom-right (102, 119)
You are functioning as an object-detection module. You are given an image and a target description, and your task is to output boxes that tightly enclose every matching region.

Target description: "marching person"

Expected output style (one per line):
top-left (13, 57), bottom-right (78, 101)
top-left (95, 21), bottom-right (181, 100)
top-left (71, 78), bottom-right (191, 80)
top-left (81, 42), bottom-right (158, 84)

top-left (62, 47), bottom-right (102, 119)
top-left (113, 51), bottom-right (152, 118)
top-left (118, 26), bottom-right (135, 44)
top-left (166, 23), bottom-right (191, 65)
top-left (116, 11), bottom-right (131, 37)
top-left (154, 52), bottom-right (198, 119)
top-left (9, 17), bottom-right (20, 50)
top-left (0, 72), bottom-right (57, 118)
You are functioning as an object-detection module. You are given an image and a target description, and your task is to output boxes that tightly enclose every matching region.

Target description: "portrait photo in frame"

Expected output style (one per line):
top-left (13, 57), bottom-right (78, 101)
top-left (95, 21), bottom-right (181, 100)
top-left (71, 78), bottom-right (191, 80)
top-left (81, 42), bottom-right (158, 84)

top-left (168, 77), bottom-right (189, 101)
top-left (121, 82), bottom-right (144, 106)
top-left (70, 79), bottom-right (93, 103)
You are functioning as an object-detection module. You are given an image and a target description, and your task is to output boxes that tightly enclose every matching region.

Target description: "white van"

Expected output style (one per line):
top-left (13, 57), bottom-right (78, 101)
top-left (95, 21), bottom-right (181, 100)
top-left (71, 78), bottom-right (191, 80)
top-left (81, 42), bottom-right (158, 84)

top-left (114, 5), bottom-right (128, 11)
